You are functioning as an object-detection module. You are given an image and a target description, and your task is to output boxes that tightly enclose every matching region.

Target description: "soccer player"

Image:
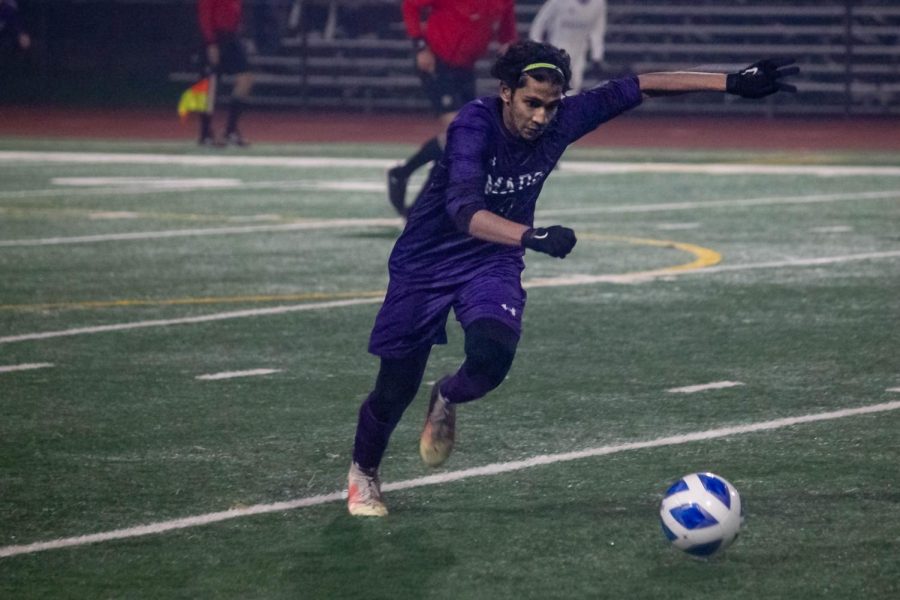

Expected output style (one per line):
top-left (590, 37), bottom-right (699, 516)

top-left (348, 41), bottom-right (798, 516)
top-left (529, 0), bottom-right (607, 93)
top-left (197, 0), bottom-right (254, 147)
top-left (388, 0), bottom-right (518, 216)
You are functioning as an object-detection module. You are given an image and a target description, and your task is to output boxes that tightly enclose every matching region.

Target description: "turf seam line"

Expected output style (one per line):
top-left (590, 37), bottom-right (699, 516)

top-left (1, 399), bottom-right (899, 559)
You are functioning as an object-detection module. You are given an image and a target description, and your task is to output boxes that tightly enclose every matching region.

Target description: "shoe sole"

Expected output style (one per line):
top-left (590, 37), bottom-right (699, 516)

top-left (419, 377), bottom-right (455, 467)
top-left (347, 502), bottom-right (388, 517)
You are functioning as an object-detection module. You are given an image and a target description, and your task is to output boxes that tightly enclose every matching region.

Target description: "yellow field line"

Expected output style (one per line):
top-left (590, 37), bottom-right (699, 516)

top-left (580, 233), bottom-right (722, 273)
top-left (2, 235), bottom-right (720, 312)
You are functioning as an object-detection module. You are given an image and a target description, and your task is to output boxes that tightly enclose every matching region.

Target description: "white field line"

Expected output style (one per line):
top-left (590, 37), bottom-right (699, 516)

top-left (0, 218), bottom-right (401, 247)
top-left (3, 250), bottom-right (899, 346)
top-left (0, 297), bottom-right (383, 344)
top-left (0, 362), bottom-right (54, 373)
top-left (888, 387), bottom-right (900, 392)
top-left (3, 151), bottom-right (900, 177)
top-left (51, 177), bottom-right (243, 188)
top-left (538, 189), bottom-right (900, 217)
top-left (523, 249), bottom-right (900, 288)
top-left (196, 368), bottom-right (282, 381)
top-left (2, 189), bottom-right (896, 248)
top-left (0, 151), bottom-right (394, 169)
top-left (668, 381), bottom-right (745, 394)
top-left (558, 162), bottom-right (900, 177)
top-left (2, 399), bottom-right (899, 559)
top-left (0, 179), bottom-right (385, 201)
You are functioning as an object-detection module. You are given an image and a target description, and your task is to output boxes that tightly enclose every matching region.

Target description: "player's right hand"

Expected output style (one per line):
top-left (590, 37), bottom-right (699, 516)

top-left (206, 43), bottom-right (220, 66)
top-left (416, 48), bottom-right (436, 74)
top-left (521, 226), bottom-right (577, 259)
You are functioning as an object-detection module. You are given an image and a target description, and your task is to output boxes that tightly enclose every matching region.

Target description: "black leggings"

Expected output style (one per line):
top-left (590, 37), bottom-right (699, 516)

top-left (353, 319), bottom-right (518, 469)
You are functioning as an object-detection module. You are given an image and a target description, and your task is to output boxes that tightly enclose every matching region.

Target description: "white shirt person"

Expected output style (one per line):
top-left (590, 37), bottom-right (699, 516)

top-left (529, 0), bottom-right (607, 93)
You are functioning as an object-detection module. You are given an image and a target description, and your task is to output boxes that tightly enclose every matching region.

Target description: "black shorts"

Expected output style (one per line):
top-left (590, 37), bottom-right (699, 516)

top-left (210, 32), bottom-right (249, 75)
top-left (419, 59), bottom-right (476, 114)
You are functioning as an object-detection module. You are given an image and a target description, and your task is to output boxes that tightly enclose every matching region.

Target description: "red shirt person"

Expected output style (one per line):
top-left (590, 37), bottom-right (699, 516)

top-left (387, 0), bottom-right (518, 216)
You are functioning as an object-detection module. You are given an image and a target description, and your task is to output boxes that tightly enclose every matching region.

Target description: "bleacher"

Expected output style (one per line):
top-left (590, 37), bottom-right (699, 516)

top-left (177, 0), bottom-right (900, 116)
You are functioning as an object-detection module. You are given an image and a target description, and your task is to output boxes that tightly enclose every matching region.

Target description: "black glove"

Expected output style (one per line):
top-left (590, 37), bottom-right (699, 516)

top-left (726, 58), bottom-right (799, 99)
top-left (521, 226), bottom-right (577, 259)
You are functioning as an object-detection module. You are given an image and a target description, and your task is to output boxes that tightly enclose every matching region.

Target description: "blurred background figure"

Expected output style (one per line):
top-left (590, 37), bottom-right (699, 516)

top-left (197, 0), bottom-right (254, 147)
top-left (387, 0), bottom-right (518, 216)
top-left (0, 0), bottom-right (31, 96)
top-left (0, 0), bottom-right (30, 54)
top-left (251, 0), bottom-right (281, 54)
top-left (529, 0), bottom-right (607, 93)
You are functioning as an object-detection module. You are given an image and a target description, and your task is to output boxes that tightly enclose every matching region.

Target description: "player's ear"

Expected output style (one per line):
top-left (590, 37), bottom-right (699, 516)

top-left (500, 84), bottom-right (512, 105)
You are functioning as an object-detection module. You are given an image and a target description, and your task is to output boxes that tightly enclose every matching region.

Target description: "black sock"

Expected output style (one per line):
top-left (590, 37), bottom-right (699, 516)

top-left (226, 99), bottom-right (245, 135)
top-left (400, 137), bottom-right (442, 176)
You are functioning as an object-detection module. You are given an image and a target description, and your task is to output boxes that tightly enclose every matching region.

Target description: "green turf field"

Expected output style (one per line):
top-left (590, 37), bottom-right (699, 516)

top-left (1, 139), bottom-right (898, 598)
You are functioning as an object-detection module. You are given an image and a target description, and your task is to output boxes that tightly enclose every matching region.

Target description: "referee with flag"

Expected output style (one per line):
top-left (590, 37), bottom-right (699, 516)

top-left (197, 0), bottom-right (254, 147)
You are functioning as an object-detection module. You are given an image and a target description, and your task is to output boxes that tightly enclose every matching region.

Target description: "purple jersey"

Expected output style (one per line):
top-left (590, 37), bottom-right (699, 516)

top-left (387, 76), bottom-right (642, 284)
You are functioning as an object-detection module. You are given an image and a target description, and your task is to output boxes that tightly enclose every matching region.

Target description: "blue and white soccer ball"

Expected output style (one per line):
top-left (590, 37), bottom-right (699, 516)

top-left (659, 472), bottom-right (744, 558)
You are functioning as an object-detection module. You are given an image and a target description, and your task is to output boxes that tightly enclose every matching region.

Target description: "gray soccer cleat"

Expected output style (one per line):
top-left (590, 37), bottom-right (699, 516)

top-left (419, 376), bottom-right (456, 467)
top-left (347, 462), bottom-right (388, 517)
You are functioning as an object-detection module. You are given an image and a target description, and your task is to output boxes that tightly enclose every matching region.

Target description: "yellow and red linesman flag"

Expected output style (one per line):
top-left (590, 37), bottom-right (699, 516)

top-left (177, 76), bottom-right (216, 121)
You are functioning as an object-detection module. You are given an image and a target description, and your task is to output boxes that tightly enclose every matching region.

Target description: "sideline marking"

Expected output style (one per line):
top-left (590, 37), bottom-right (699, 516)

top-left (3, 151), bottom-right (900, 177)
top-left (0, 362), bottom-right (53, 374)
top-left (3, 249), bottom-right (899, 345)
top-left (668, 381), bottom-right (745, 394)
top-left (2, 399), bottom-right (898, 559)
top-left (888, 387), bottom-right (900, 392)
top-left (196, 369), bottom-right (282, 381)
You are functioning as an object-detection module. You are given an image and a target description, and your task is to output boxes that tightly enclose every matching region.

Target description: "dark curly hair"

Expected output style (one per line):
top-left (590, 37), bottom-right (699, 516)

top-left (490, 40), bottom-right (572, 92)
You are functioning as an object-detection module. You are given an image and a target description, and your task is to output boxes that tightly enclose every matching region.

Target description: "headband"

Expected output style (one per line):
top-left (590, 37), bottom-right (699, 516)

top-left (522, 62), bottom-right (564, 77)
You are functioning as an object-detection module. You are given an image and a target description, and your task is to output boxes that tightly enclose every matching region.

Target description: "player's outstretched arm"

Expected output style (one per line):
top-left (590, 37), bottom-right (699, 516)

top-left (639, 58), bottom-right (799, 99)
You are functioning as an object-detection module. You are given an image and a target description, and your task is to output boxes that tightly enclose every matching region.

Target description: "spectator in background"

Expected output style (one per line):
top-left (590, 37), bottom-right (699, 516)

top-left (387, 0), bottom-right (518, 216)
top-left (0, 0), bottom-right (30, 54)
top-left (197, 0), bottom-right (254, 147)
top-left (529, 0), bottom-right (607, 93)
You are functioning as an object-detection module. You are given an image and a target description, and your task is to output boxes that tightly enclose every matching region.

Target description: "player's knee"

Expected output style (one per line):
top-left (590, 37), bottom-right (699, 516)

top-left (463, 320), bottom-right (518, 390)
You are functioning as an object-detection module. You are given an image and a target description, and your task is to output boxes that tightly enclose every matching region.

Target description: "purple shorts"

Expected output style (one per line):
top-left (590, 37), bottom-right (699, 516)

top-left (368, 271), bottom-right (526, 358)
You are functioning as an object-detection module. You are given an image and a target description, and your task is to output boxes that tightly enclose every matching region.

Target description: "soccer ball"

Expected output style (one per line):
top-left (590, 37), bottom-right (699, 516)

top-left (659, 472), bottom-right (744, 558)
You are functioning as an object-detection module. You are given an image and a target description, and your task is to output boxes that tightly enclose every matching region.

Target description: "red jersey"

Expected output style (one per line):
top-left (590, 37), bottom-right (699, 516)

top-left (402, 0), bottom-right (518, 69)
top-left (198, 0), bottom-right (242, 44)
